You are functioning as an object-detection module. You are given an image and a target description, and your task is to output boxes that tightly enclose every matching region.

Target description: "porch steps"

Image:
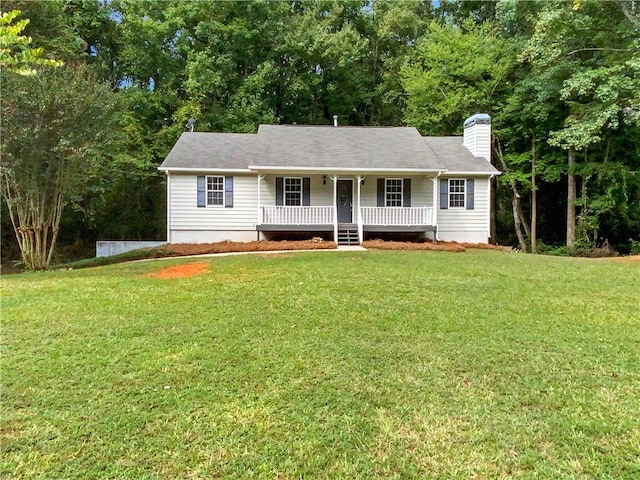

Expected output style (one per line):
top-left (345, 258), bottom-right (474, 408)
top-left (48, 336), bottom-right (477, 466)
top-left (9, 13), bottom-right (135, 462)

top-left (337, 225), bottom-right (359, 246)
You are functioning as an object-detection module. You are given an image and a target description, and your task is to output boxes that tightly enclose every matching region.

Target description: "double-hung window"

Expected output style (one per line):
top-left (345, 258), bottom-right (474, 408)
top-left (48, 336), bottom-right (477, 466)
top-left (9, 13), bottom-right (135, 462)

top-left (449, 179), bottom-right (466, 208)
top-left (284, 177), bottom-right (302, 206)
top-left (197, 175), bottom-right (233, 208)
top-left (385, 178), bottom-right (403, 207)
top-left (207, 176), bottom-right (224, 206)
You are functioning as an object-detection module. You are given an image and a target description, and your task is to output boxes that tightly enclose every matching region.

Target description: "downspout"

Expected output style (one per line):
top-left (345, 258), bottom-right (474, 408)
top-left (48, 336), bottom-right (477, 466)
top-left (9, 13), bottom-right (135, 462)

top-left (166, 171), bottom-right (171, 244)
top-left (488, 174), bottom-right (495, 242)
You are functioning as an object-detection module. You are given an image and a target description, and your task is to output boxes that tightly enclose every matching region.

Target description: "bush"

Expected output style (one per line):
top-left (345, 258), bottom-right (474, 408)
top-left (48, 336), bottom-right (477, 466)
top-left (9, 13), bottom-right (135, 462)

top-left (544, 244), bottom-right (618, 258)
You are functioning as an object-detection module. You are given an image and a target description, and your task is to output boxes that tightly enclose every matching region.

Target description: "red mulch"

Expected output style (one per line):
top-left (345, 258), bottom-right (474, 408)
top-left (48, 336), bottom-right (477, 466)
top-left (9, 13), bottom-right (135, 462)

top-left (164, 239), bottom-right (336, 256)
top-left (362, 240), bottom-right (509, 252)
top-left (147, 262), bottom-right (210, 279)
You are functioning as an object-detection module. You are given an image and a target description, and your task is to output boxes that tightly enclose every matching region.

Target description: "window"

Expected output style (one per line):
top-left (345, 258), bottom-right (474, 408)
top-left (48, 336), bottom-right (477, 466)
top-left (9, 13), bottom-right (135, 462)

top-left (385, 179), bottom-right (402, 207)
top-left (449, 179), bottom-right (466, 208)
top-left (207, 176), bottom-right (224, 206)
top-left (284, 177), bottom-right (302, 206)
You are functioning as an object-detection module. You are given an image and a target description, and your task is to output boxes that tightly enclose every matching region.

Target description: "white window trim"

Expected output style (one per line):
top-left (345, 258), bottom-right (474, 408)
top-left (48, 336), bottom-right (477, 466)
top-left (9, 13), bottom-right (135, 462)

top-left (284, 176), bottom-right (303, 206)
top-left (206, 175), bottom-right (225, 207)
top-left (385, 178), bottom-right (403, 207)
top-left (448, 178), bottom-right (466, 209)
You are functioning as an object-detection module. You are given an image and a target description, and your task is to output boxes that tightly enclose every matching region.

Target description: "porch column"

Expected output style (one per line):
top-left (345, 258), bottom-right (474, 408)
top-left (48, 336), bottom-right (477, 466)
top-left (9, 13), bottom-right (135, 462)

top-left (432, 175), bottom-right (439, 241)
top-left (357, 175), bottom-right (364, 244)
top-left (331, 175), bottom-right (338, 243)
top-left (257, 174), bottom-right (265, 225)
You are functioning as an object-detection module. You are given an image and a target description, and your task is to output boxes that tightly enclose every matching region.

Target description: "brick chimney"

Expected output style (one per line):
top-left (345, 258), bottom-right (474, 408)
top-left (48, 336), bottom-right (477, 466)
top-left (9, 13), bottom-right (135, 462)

top-left (463, 113), bottom-right (491, 161)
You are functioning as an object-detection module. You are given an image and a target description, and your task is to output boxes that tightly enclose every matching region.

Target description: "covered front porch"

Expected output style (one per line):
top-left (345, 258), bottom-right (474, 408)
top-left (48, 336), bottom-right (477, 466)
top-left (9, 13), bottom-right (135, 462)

top-left (254, 173), bottom-right (439, 244)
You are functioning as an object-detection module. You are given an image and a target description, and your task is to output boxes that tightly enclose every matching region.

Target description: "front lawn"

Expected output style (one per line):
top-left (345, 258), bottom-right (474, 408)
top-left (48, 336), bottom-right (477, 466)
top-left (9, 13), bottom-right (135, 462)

top-left (2, 250), bottom-right (639, 479)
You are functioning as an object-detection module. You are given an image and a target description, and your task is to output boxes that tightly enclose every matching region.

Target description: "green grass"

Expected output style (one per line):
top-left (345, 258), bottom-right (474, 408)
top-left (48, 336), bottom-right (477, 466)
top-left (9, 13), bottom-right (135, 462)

top-left (2, 250), bottom-right (639, 479)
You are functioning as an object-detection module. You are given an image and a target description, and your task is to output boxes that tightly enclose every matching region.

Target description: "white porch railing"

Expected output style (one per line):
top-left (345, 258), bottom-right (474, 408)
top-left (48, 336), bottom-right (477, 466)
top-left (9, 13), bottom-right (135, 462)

top-left (360, 207), bottom-right (434, 226)
top-left (261, 206), bottom-right (334, 225)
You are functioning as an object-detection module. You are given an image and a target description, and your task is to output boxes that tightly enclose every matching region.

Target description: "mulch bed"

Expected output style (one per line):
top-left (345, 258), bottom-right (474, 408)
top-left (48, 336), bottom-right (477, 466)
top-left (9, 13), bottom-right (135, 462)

top-left (362, 240), bottom-right (509, 252)
top-left (165, 240), bottom-right (508, 255)
top-left (164, 239), bottom-right (336, 256)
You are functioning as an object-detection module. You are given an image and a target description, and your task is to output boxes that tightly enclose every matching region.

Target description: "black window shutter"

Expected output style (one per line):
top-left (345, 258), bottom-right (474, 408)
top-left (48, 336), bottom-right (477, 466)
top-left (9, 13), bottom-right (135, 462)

top-left (302, 177), bottom-right (311, 206)
top-left (403, 178), bottom-right (411, 207)
top-left (466, 179), bottom-right (475, 210)
top-left (197, 176), bottom-right (205, 207)
top-left (377, 178), bottom-right (385, 207)
top-left (276, 177), bottom-right (283, 206)
top-left (225, 176), bottom-right (233, 208)
top-left (440, 178), bottom-right (448, 209)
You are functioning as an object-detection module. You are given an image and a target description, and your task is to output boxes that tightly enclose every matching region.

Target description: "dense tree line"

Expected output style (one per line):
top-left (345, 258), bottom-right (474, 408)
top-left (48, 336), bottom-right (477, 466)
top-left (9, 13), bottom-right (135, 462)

top-left (1, 0), bottom-right (639, 267)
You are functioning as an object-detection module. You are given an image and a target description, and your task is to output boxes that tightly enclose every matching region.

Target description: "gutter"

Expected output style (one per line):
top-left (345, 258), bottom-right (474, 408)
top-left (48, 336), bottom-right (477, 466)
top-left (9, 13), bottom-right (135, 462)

top-left (247, 166), bottom-right (447, 174)
top-left (158, 167), bottom-right (253, 173)
top-left (441, 170), bottom-right (502, 176)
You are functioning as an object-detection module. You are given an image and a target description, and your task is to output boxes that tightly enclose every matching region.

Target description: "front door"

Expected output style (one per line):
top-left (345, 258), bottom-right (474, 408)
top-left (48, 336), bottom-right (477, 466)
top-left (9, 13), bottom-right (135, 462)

top-left (336, 179), bottom-right (353, 223)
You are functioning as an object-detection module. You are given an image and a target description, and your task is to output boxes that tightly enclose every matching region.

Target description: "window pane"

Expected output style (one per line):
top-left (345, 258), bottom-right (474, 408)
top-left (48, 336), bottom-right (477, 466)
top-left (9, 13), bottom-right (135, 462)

top-left (386, 179), bottom-right (402, 207)
top-left (284, 177), bottom-right (302, 206)
top-left (449, 180), bottom-right (465, 208)
top-left (206, 176), bottom-right (224, 205)
top-left (285, 193), bottom-right (301, 206)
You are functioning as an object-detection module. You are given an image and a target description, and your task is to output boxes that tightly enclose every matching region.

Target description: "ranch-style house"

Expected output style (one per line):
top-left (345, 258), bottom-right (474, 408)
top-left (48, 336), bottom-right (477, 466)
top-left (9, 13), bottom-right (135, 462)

top-left (158, 114), bottom-right (500, 245)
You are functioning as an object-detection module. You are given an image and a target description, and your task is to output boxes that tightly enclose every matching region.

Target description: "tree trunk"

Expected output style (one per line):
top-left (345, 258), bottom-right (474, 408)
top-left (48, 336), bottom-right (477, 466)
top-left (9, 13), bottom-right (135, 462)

top-left (495, 138), bottom-right (528, 251)
top-left (1, 169), bottom-right (64, 270)
top-left (531, 135), bottom-right (537, 253)
top-left (566, 147), bottom-right (576, 246)
top-left (512, 193), bottom-right (528, 252)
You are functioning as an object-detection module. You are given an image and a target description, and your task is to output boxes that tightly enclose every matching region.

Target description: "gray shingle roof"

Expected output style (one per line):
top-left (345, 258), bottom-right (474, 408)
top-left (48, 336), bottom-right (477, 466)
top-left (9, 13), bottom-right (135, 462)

top-left (254, 125), bottom-right (445, 170)
top-left (423, 137), bottom-right (497, 173)
top-left (160, 132), bottom-right (259, 170)
top-left (159, 125), bottom-right (499, 174)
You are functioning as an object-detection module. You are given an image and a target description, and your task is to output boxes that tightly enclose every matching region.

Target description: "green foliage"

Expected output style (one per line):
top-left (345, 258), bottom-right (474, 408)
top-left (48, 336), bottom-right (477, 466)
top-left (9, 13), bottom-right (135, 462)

top-left (0, 9), bottom-right (62, 75)
top-left (0, 66), bottom-right (123, 269)
top-left (2, 0), bottom-right (639, 264)
top-left (402, 19), bottom-right (517, 135)
top-left (522, 0), bottom-right (640, 151)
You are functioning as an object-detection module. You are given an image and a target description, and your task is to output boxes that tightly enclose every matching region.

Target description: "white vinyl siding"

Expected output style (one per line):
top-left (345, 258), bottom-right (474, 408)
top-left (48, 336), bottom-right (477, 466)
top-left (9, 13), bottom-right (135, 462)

top-left (168, 173), bottom-right (491, 243)
top-left (438, 177), bottom-right (490, 242)
top-left (170, 174), bottom-right (257, 231)
top-left (463, 122), bottom-right (491, 161)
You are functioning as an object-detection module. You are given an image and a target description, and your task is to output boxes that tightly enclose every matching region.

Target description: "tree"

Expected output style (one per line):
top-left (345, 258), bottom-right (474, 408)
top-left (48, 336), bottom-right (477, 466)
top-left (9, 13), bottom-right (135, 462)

top-left (1, 66), bottom-right (121, 269)
top-left (0, 9), bottom-right (62, 75)
top-left (402, 19), bottom-right (516, 135)
top-left (521, 0), bottom-right (640, 247)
